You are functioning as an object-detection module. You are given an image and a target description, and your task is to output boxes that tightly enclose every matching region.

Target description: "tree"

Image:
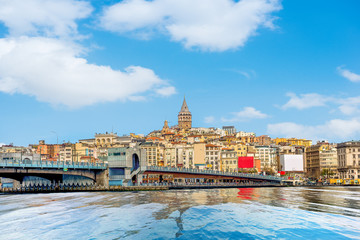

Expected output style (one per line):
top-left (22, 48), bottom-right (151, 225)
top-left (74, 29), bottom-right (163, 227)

top-left (321, 168), bottom-right (334, 178)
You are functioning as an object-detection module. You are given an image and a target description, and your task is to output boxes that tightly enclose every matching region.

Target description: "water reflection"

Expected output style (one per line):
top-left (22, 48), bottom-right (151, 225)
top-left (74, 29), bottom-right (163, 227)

top-left (0, 187), bottom-right (359, 239)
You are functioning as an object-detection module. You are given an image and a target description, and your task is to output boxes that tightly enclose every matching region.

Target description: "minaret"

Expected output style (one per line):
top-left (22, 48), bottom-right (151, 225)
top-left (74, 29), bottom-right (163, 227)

top-left (178, 97), bottom-right (192, 129)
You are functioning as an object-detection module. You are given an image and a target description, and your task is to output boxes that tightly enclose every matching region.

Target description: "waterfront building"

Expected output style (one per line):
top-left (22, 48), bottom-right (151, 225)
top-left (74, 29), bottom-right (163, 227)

top-left (205, 144), bottom-right (221, 170)
top-left (178, 97), bottom-right (192, 130)
top-left (140, 142), bottom-right (165, 166)
top-left (176, 144), bottom-right (194, 168)
top-left (194, 142), bottom-right (206, 169)
top-left (305, 141), bottom-right (338, 179)
top-left (319, 146), bottom-right (338, 178)
top-left (164, 143), bottom-right (176, 167)
top-left (59, 143), bottom-right (75, 163)
top-left (0, 144), bottom-right (30, 154)
top-left (74, 142), bottom-right (96, 163)
top-left (0, 152), bottom-right (40, 162)
top-left (36, 140), bottom-right (60, 161)
top-left (163, 143), bottom-right (194, 168)
top-left (78, 132), bottom-right (134, 159)
top-left (255, 146), bottom-right (278, 172)
top-left (337, 141), bottom-right (360, 180)
top-left (106, 144), bottom-right (145, 186)
top-left (221, 148), bottom-right (238, 172)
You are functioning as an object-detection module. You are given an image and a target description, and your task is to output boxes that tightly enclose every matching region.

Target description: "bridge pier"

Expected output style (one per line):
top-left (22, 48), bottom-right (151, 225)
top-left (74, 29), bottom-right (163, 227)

top-left (95, 169), bottom-right (109, 187)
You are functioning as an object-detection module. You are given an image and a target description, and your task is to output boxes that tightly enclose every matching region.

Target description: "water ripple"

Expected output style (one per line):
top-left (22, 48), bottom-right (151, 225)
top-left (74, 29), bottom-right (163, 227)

top-left (0, 187), bottom-right (359, 239)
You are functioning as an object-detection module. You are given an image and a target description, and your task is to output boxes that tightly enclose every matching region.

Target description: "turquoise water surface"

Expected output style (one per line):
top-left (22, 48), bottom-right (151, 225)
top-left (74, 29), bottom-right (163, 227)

top-left (0, 187), bottom-right (360, 239)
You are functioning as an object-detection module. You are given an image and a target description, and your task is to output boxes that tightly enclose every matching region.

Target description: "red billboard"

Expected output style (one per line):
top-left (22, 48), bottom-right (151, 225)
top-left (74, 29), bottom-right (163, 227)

top-left (238, 156), bottom-right (254, 168)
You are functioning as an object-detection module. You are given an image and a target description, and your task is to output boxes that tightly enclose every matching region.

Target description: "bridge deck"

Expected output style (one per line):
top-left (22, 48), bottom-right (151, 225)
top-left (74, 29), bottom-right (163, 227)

top-left (0, 160), bottom-right (107, 170)
top-left (140, 166), bottom-right (283, 182)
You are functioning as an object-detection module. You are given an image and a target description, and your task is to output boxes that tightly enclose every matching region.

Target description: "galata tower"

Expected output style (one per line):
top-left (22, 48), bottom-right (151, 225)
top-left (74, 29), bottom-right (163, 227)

top-left (178, 97), bottom-right (192, 129)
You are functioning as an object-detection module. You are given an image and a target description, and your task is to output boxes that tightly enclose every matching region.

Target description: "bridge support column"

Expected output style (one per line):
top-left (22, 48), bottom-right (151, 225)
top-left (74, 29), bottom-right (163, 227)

top-left (95, 169), bottom-right (109, 188)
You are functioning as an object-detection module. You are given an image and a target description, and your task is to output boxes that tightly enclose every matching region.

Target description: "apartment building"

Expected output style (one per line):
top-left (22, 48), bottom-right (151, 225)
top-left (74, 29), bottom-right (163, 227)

top-left (337, 141), bottom-right (360, 180)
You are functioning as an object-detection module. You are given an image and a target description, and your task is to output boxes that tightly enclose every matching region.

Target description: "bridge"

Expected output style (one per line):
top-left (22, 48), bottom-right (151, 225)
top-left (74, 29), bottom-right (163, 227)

top-left (0, 159), bottom-right (108, 186)
top-left (139, 166), bottom-right (283, 184)
top-left (1, 159), bottom-right (283, 188)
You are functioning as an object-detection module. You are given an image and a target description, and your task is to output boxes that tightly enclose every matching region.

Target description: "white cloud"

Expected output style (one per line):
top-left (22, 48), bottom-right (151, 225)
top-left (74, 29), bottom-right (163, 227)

top-left (0, 37), bottom-right (174, 108)
top-left (0, 143), bottom-right (5, 147)
top-left (204, 116), bottom-right (215, 124)
top-left (0, 0), bottom-right (175, 108)
top-left (338, 96), bottom-right (360, 115)
top-left (155, 86), bottom-right (176, 97)
top-left (267, 118), bottom-right (360, 141)
top-left (0, 0), bottom-right (92, 38)
top-left (337, 66), bottom-right (360, 83)
top-left (282, 93), bottom-right (332, 110)
top-left (100, 0), bottom-right (282, 52)
top-left (228, 69), bottom-right (257, 79)
top-left (281, 92), bottom-right (360, 116)
top-left (221, 107), bottom-right (268, 122)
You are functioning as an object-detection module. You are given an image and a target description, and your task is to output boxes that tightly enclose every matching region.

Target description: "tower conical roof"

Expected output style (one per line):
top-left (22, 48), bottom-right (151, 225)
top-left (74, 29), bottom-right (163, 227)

top-left (180, 97), bottom-right (190, 113)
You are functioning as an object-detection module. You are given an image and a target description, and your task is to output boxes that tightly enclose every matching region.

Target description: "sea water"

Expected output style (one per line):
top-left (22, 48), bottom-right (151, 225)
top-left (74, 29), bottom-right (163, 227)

top-left (0, 187), bottom-right (359, 239)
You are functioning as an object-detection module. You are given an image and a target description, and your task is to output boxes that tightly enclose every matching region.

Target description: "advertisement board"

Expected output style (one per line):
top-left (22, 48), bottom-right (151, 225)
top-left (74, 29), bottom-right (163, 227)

top-left (238, 156), bottom-right (254, 168)
top-left (280, 154), bottom-right (304, 172)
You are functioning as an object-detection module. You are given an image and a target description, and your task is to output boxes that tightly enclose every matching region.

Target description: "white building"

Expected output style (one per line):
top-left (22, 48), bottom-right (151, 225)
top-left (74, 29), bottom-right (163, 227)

top-left (236, 131), bottom-right (256, 138)
top-left (280, 154), bottom-right (304, 172)
top-left (255, 146), bottom-right (278, 171)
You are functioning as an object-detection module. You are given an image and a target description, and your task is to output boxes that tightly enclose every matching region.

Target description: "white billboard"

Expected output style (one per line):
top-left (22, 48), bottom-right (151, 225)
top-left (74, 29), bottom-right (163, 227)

top-left (280, 154), bottom-right (304, 172)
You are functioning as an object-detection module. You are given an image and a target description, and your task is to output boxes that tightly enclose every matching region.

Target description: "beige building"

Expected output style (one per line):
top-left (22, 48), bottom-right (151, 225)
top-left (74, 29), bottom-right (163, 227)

top-left (319, 146), bottom-right (338, 178)
top-left (278, 145), bottom-right (305, 155)
top-left (205, 144), bottom-right (221, 171)
top-left (141, 142), bottom-right (165, 166)
top-left (74, 142), bottom-right (96, 163)
top-left (78, 132), bottom-right (132, 159)
top-left (305, 141), bottom-right (338, 179)
top-left (255, 146), bottom-right (278, 172)
top-left (236, 131), bottom-right (256, 138)
top-left (95, 132), bottom-right (119, 147)
top-left (274, 138), bottom-right (312, 147)
top-left (221, 148), bottom-right (238, 172)
top-left (59, 143), bottom-right (75, 163)
top-left (194, 142), bottom-right (206, 169)
top-left (176, 144), bottom-right (194, 168)
top-left (164, 143), bottom-right (194, 168)
top-left (231, 143), bottom-right (248, 157)
top-left (337, 141), bottom-right (360, 180)
top-left (164, 143), bottom-right (176, 167)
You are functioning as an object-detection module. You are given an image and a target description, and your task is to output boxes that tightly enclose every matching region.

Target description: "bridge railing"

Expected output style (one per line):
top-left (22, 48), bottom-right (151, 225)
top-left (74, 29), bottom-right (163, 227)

top-left (0, 159), bottom-right (107, 169)
top-left (140, 166), bottom-right (283, 182)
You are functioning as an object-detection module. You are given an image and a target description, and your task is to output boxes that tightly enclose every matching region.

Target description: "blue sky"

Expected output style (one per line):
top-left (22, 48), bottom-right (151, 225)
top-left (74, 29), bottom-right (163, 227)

top-left (1, 0), bottom-right (360, 146)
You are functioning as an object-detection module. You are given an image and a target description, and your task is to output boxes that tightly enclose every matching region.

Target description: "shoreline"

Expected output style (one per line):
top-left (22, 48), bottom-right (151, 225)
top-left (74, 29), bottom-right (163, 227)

top-left (1, 184), bottom-right (359, 194)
